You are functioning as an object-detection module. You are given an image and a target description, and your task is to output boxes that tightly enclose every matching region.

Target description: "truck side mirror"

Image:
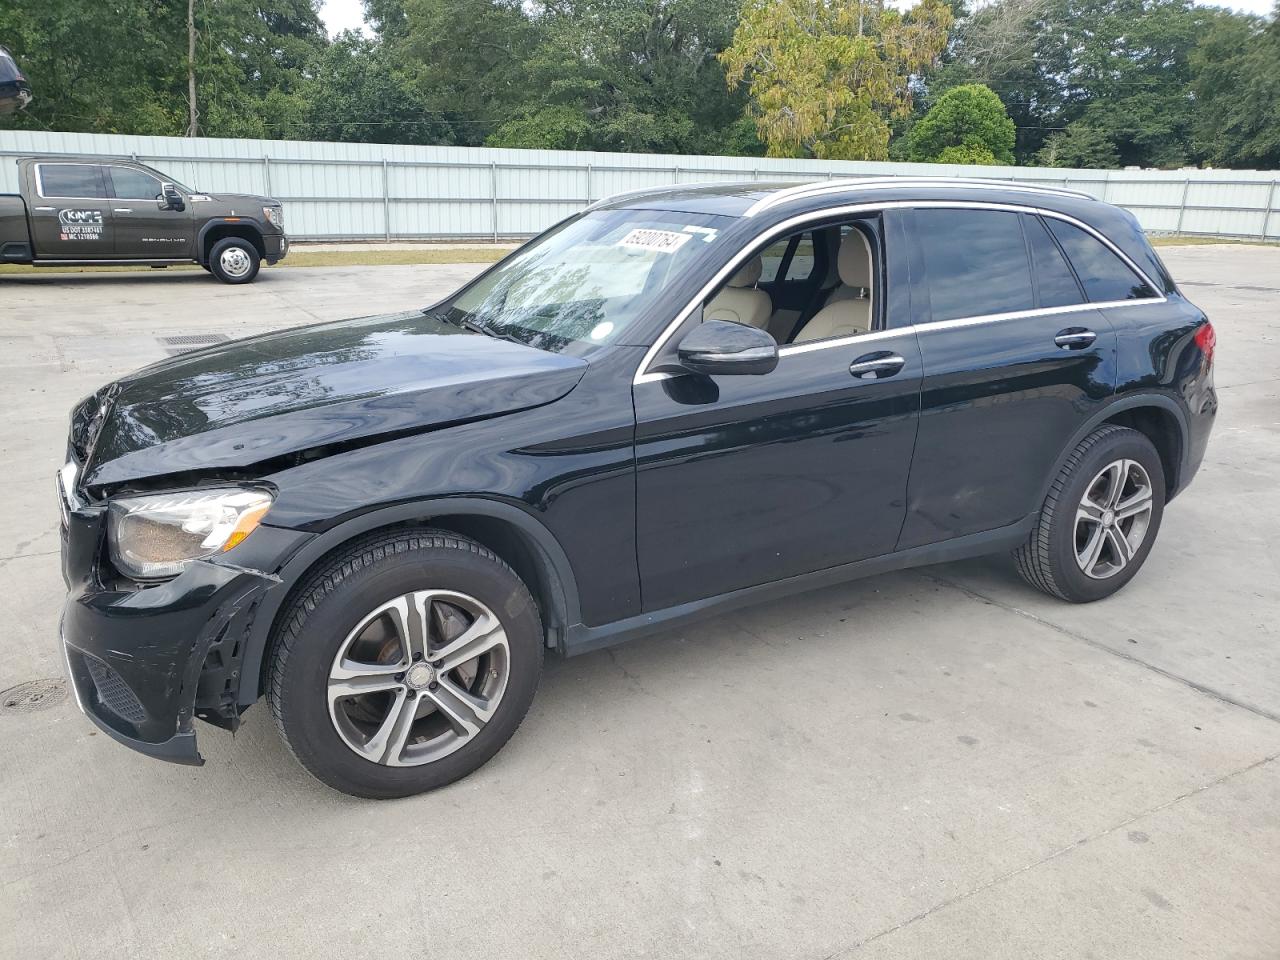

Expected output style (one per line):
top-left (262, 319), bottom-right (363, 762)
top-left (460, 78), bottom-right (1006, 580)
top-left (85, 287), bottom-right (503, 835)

top-left (160, 184), bottom-right (185, 212)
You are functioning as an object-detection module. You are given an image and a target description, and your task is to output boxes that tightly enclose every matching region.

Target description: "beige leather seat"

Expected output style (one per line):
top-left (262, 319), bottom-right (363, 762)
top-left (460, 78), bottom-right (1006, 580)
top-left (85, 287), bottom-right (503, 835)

top-left (704, 256), bottom-right (772, 330)
top-left (793, 231), bottom-right (873, 342)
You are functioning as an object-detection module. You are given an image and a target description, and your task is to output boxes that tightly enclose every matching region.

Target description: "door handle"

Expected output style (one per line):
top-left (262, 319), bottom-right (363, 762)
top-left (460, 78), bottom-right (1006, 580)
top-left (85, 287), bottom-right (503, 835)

top-left (849, 351), bottom-right (906, 380)
top-left (113, 207), bottom-right (133, 213)
top-left (1054, 328), bottom-right (1097, 349)
top-left (34, 206), bottom-right (55, 212)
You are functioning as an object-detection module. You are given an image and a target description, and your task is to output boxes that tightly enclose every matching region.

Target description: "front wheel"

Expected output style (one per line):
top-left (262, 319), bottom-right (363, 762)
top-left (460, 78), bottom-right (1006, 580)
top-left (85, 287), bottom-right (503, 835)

top-left (1014, 425), bottom-right (1165, 602)
top-left (267, 530), bottom-right (544, 798)
top-left (208, 236), bottom-right (261, 283)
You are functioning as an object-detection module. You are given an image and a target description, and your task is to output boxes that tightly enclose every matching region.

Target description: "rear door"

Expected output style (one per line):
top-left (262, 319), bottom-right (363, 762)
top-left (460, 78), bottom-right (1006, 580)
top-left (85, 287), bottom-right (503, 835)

top-left (106, 165), bottom-right (193, 259)
top-left (898, 206), bottom-right (1123, 549)
top-left (28, 162), bottom-right (113, 258)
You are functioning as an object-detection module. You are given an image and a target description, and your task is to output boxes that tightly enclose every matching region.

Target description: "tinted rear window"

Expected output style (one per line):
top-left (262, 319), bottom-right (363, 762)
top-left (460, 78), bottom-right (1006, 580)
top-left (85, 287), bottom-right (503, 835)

top-left (1047, 218), bottom-right (1154, 302)
top-left (915, 209), bottom-right (1034, 321)
top-left (38, 164), bottom-right (106, 199)
top-left (1025, 215), bottom-right (1085, 308)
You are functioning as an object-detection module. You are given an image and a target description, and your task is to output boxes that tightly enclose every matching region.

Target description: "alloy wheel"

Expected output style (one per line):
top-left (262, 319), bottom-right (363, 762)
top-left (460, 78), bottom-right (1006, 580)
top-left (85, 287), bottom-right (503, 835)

top-left (327, 590), bottom-right (510, 766)
top-left (1074, 458), bottom-right (1154, 580)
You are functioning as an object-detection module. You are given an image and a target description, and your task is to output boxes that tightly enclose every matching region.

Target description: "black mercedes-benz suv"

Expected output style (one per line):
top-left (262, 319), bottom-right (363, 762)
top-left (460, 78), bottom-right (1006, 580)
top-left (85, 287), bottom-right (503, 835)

top-left (56, 178), bottom-right (1217, 797)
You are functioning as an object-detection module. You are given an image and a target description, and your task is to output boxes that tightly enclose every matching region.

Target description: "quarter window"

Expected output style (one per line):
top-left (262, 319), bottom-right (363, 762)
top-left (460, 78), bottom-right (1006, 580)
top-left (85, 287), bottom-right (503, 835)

top-left (110, 167), bottom-right (163, 200)
top-left (1024, 215), bottom-right (1085, 308)
top-left (38, 164), bottom-right (107, 199)
top-left (1046, 218), bottom-right (1154, 302)
top-left (915, 209), bottom-right (1034, 322)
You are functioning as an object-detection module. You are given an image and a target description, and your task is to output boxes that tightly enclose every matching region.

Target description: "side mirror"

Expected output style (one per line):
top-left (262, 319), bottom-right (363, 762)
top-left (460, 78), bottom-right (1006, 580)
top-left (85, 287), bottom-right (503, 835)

top-left (160, 184), bottom-right (185, 212)
top-left (676, 319), bottom-right (779, 376)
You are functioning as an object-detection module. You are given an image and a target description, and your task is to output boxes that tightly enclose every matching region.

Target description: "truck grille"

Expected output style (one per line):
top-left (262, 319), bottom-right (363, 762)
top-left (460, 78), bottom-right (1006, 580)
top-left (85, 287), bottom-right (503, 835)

top-left (84, 657), bottom-right (147, 724)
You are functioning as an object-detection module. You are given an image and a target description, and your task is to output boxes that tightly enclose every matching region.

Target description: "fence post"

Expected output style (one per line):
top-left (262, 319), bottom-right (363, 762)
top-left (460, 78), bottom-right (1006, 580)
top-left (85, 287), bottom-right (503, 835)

top-left (585, 163), bottom-right (592, 204)
top-left (262, 156), bottom-right (271, 196)
top-left (1175, 178), bottom-right (1191, 235)
top-left (1100, 170), bottom-right (1110, 202)
top-left (490, 162), bottom-right (499, 243)
top-left (382, 159), bottom-right (390, 242)
top-left (1261, 180), bottom-right (1276, 241)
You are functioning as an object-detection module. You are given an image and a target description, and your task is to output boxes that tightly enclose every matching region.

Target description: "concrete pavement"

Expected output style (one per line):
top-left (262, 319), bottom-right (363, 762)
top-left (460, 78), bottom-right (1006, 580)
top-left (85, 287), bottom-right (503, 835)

top-left (1, 248), bottom-right (1277, 959)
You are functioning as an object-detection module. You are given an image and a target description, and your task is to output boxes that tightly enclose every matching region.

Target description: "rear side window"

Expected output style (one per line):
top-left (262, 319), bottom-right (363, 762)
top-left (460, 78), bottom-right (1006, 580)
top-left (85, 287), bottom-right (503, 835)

top-left (38, 164), bottom-right (107, 199)
top-left (1024, 215), bottom-right (1085, 308)
top-left (1046, 218), bottom-right (1154, 302)
top-left (914, 209), bottom-right (1034, 321)
top-left (109, 167), bottom-right (163, 200)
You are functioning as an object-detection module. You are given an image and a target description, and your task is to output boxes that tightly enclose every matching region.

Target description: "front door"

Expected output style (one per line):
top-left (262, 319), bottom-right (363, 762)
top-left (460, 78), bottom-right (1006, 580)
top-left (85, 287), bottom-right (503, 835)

top-left (29, 162), bottom-right (113, 259)
top-left (632, 324), bottom-right (922, 612)
top-left (106, 165), bottom-right (193, 259)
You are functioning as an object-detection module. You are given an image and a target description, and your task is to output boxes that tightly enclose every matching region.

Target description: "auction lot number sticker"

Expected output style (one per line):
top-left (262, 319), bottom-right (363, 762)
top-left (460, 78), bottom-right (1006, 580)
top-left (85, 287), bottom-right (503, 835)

top-left (617, 228), bottom-right (692, 254)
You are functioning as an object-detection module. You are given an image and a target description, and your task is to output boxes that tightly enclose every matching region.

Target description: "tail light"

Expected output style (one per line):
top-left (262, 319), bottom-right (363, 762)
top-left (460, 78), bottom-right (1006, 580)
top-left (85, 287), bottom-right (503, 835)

top-left (1194, 320), bottom-right (1216, 366)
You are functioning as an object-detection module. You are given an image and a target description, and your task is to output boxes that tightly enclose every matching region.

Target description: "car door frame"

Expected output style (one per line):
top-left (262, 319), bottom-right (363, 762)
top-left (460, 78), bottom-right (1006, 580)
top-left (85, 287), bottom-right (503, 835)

top-left (630, 204), bottom-right (927, 612)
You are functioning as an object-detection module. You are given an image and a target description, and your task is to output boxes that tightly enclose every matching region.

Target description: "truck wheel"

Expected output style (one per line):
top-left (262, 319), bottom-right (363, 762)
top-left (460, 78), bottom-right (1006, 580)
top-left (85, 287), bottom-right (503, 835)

top-left (267, 529), bottom-right (544, 799)
top-left (1013, 425), bottom-right (1165, 603)
top-left (208, 237), bottom-right (260, 284)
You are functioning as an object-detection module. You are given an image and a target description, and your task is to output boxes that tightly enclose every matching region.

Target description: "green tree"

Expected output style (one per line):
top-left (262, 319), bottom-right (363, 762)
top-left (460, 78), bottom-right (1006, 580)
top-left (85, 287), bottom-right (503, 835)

top-left (1034, 122), bottom-right (1120, 167)
top-left (720, 0), bottom-right (954, 160)
top-left (904, 83), bottom-right (1014, 162)
top-left (1191, 4), bottom-right (1280, 168)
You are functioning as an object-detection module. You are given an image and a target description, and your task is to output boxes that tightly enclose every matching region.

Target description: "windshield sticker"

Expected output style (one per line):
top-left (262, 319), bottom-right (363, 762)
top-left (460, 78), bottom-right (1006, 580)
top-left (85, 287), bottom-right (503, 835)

top-left (681, 225), bottom-right (719, 243)
top-left (57, 208), bottom-right (104, 241)
top-left (617, 228), bottom-right (692, 254)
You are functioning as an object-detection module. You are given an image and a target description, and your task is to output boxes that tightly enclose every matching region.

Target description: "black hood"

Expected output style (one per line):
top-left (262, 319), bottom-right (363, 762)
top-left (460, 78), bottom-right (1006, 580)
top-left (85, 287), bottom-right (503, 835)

top-left (80, 311), bottom-right (587, 488)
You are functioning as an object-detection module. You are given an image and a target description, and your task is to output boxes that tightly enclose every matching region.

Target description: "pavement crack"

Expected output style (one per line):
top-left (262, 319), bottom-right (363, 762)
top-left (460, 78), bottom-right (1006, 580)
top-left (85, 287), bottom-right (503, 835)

top-left (918, 571), bottom-right (1280, 726)
top-left (828, 750), bottom-right (1280, 957)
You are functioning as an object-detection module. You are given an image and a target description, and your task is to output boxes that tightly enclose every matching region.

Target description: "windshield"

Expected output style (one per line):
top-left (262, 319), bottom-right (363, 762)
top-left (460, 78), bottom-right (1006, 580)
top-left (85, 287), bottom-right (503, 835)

top-left (436, 208), bottom-right (731, 356)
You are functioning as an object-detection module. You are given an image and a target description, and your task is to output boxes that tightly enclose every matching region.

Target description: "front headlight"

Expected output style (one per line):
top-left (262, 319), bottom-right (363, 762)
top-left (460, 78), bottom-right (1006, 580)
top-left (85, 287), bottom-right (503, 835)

top-left (262, 205), bottom-right (282, 229)
top-left (107, 488), bottom-right (273, 580)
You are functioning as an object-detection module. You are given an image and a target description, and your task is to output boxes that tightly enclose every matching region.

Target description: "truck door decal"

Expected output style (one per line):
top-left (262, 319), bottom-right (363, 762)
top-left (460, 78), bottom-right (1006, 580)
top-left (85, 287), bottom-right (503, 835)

top-left (57, 208), bottom-right (105, 241)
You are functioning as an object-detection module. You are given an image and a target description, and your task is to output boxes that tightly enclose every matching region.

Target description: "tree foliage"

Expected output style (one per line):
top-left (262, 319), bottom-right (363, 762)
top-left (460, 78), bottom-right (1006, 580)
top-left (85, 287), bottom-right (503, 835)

top-left (905, 83), bottom-right (1014, 163)
top-left (1, 0), bottom-right (1278, 171)
top-left (719, 0), bottom-right (953, 160)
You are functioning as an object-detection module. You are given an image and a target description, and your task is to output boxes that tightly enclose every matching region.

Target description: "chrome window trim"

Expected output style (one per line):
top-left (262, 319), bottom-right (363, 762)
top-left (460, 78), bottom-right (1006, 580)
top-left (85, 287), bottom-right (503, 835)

top-left (743, 177), bottom-right (1094, 218)
top-left (34, 161), bottom-right (110, 201)
top-left (633, 199), bottom-right (1164, 385)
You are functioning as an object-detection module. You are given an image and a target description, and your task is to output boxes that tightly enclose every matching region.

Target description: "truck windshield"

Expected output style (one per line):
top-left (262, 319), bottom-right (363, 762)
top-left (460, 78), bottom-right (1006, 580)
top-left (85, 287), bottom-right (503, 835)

top-left (434, 208), bottom-right (732, 357)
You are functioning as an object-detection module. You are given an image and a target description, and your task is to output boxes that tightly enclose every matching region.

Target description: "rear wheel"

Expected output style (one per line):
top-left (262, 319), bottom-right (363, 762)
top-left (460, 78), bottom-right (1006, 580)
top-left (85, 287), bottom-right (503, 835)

top-left (1014, 425), bottom-right (1165, 602)
top-left (208, 236), bottom-right (260, 284)
top-left (268, 529), bottom-right (543, 798)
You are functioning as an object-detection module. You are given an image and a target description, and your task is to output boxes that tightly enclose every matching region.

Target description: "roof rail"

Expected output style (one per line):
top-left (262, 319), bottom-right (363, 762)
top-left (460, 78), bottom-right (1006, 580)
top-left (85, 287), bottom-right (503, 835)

top-left (743, 176), bottom-right (1096, 216)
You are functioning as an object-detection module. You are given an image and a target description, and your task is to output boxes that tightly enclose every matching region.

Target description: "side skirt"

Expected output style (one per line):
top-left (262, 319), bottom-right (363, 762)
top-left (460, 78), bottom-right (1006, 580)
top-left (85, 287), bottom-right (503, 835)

top-left (562, 515), bottom-right (1034, 657)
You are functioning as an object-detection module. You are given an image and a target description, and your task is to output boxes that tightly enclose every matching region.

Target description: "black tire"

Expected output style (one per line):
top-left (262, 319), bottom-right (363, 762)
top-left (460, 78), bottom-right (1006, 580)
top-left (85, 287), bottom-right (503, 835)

top-left (207, 236), bottom-right (261, 284)
top-left (267, 529), bottom-right (544, 799)
top-left (1014, 425), bottom-right (1166, 603)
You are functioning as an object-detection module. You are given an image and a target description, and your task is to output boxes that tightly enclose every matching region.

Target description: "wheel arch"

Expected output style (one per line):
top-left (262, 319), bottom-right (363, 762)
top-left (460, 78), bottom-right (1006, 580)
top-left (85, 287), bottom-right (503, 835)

top-left (1038, 394), bottom-right (1189, 511)
top-left (237, 498), bottom-right (582, 707)
top-left (199, 220), bottom-right (267, 263)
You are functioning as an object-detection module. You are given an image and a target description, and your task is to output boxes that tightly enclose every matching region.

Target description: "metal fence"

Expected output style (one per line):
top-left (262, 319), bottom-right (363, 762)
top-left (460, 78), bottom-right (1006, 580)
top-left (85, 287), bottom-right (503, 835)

top-left (2, 129), bottom-right (1277, 242)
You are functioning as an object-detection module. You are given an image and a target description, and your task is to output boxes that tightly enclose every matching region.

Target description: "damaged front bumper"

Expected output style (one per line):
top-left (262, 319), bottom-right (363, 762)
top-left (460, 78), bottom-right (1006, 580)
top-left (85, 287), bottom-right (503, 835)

top-left (59, 493), bottom-right (309, 765)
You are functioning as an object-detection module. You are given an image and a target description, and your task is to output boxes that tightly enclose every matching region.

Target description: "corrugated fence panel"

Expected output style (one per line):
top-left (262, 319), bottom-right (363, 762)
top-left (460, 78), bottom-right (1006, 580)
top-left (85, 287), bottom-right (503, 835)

top-left (2, 130), bottom-right (1277, 241)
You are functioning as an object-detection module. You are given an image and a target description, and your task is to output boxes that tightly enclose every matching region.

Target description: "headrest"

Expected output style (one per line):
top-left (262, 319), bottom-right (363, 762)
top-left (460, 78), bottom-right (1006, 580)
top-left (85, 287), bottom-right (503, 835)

top-left (838, 230), bottom-right (873, 288)
top-left (728, 255), bottom-right (763, 288)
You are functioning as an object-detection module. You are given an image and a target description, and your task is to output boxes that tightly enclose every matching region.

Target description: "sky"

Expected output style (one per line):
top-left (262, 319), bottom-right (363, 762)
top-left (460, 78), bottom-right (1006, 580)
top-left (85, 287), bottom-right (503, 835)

top-left (317, 0), bottom-right (1274, 38)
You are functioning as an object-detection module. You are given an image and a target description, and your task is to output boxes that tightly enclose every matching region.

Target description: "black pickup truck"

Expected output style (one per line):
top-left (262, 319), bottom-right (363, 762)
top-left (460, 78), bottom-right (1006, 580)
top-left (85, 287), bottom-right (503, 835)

top-left (0, 156), bottom-right (288, 282)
